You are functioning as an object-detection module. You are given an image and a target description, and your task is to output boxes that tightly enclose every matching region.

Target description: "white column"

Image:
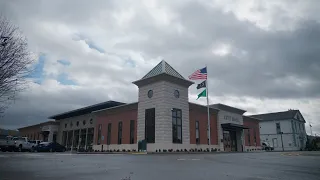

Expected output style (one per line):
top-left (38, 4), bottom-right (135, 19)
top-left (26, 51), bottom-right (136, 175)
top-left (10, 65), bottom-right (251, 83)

top-left (85, 128), bottom-right (88, 150)
top-left (48, 131), bottom-right (53, 142)
top-left (71, 130), bottom-right (74, 152)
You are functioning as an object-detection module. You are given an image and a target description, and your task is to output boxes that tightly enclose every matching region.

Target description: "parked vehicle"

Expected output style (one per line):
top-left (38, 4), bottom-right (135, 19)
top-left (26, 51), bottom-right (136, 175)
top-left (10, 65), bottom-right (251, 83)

top-left (12, 137), bottom-right (36, 152)
top-left (29, 140), bottom-right (43, 146)
top-left (0, 136), bottom-right (15, 152)
top-left (262, 142), bottom-right (274, 151)
top-left (34, 142), bottom-right (66, 152)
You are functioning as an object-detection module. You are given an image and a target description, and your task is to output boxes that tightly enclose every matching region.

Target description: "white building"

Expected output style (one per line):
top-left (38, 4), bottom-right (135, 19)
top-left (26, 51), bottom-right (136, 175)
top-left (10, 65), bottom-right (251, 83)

top-left (251, 110), bottom-right (307, 151)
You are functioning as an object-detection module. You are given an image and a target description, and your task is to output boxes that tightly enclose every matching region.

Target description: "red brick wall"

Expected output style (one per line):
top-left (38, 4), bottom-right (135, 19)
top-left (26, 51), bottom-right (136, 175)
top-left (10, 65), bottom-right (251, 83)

top-left (18, 121), bottom-right (59, 141)
top-left (96, 103), bottom-right (220, 146)
top-left (243, 117), bottom-right (261, 146)
top-left (95, 106), bottom-right (138, 145)
top-left (19, 127), bottom-right (42, 140)
top-left (189, 104), bottom-right (218, 145)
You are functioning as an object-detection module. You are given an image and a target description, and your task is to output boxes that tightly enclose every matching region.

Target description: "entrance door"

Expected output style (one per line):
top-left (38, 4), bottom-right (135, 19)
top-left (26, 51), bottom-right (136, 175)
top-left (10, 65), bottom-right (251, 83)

top-left (223, 130), bottom-right (237, 152)
top-left (230, 131), bottom-right (237, 151)
top-left (223, 131), bottom-right (231, 152)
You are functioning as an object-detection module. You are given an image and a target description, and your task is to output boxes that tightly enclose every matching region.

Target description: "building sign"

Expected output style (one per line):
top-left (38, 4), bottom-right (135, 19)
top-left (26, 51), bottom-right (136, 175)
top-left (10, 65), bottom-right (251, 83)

top-left (42, 125), bottom-right (50, 131)
top-left (224, 115), bottom-right (240, 123)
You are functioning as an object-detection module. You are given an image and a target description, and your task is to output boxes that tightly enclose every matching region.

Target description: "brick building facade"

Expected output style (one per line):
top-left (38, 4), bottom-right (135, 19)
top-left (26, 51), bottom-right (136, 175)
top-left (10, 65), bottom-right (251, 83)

top-left (19, 60), bottom-right (261, 152)
top-left (18, 121), bottom-right (59, 142)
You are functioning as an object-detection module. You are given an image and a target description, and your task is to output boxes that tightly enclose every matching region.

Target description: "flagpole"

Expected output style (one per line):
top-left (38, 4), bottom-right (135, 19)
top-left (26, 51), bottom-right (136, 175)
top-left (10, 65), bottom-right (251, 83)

top-left (206, 65), bottom-right (211, 146)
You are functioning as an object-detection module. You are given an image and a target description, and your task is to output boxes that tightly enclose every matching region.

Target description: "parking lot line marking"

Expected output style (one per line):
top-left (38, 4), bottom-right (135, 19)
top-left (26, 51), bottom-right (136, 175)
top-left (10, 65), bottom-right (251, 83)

top-left (177, 158), bottom-right (186, 161)
top-left (19, 154), bottom-right (44, 157)
top-left (191, 159), bottom-right (200, 161)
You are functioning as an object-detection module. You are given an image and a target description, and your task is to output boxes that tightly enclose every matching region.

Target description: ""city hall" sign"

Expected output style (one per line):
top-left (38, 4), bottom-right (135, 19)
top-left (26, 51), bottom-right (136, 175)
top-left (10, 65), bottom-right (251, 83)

top-left (224, 115), bottom-right (240, 123)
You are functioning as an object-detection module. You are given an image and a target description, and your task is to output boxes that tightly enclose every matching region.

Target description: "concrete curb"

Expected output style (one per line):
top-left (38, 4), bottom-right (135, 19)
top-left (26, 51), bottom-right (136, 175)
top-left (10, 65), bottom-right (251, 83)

top-left (75, 151), bottom-right (265, 155)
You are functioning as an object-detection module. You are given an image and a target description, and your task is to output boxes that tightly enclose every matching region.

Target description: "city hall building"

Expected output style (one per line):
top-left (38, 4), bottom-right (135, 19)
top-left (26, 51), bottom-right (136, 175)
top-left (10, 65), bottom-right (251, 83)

top-left (20, 61), bottom-right (261, 152)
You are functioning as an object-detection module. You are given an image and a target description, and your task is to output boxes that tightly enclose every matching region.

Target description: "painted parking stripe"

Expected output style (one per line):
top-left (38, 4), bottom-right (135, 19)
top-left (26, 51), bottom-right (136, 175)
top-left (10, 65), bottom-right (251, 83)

top-left (177, 158), bottom-right (186, 160)
top-left (17, 154), bottom-right (44, 157)
top-left (281, 153), bottom-right (301, 156)
top-left (177, 158), bottom-right (200, 161)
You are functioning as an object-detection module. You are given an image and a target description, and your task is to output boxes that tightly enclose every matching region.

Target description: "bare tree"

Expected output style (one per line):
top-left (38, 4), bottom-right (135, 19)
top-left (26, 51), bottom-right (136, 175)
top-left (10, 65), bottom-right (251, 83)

top-left (0, 16), bottom-right (34, 113)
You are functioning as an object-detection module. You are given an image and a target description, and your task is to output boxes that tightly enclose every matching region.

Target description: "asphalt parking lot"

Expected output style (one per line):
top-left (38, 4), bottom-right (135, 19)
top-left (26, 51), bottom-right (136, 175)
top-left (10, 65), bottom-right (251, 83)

top-left (0, 151), bottom-right (319, 180)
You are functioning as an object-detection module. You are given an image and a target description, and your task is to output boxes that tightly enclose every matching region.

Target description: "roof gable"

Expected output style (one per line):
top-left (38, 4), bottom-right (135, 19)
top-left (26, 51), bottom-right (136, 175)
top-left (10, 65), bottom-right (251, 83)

top-left (294, 111), bottom-right (306, 122)
top-left (141, 60), bottom-right (186, 80)
top-left (250, 110), bottom-right (304, 121)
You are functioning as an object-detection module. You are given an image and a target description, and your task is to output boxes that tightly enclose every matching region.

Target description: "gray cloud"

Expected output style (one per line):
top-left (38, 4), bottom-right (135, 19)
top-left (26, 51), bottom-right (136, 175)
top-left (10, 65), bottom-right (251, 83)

top-left (0, 0), bottom-right (319, 135)
top-left (115, 1), bottom-right (320, 99)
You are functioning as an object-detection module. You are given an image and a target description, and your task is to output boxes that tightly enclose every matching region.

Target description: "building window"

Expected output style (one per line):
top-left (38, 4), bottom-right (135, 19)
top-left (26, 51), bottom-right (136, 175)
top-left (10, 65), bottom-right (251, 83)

top-left (148, 90), bottom-right (153, 98)
top-left (87, 128), bottom-right (94, 149)
top-left (118, 121), bottom-right (122, 144)
top-left (74, 130), bottom-right (80, 147)
top-left (196, 121), bottom-right (200, 144)
top-left (67, 131), bottom-right (73, 148)
top-left (90, 119), bottom-right (93, 124)
top-left (83, 120), bottom-right (86, 125)
top-left (247, 129), bottom-right (251, 146)
top-left (65, 123), bottom-right (67, 128)
top-left (107, 123), bottom-right (112, 145)
top-left (62, 131), bottom-right (67, 146)
top-left (276, 123), bottom-right (281, 134)
top-left (97, 124), bottom-right (102, 145)
top-left (130, 120), bottom-right (135, 144)
top-left (145, 108), bottom-right (155, 143)
top-left (80, 129), bottom-right (86, 148)
top-left (172, 108), bottom-right (182, 144)
top-left (76, 121), bottom-right (79, 127)
top-left (253, 129), bottom-right (257, 146)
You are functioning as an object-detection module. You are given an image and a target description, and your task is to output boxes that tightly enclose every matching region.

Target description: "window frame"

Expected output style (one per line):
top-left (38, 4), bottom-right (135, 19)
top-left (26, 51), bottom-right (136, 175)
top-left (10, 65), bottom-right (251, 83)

top-left (253, 128), bottom-right (257, 145)
top-left (195, 120), bottom-right (200, 144)
top-left (276, 122), bottom-right (281, 134)
top-left (107, 123), bottom-right (112, 145)
top-left (118, 121), bottom-right (122, 144)
top-left (130, 120), bottom-right (135, 144)
top-left (247, 129), bottom-right (251, 146)
top-left (97, 124), bottom-right (102, 145)
top-left (172, 108), bottom-right (182, 144)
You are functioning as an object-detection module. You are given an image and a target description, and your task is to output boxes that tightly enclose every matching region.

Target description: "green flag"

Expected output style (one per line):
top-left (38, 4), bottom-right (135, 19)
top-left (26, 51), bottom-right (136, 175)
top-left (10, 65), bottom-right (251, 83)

top-left (197, 89), bottom-right (207, 100)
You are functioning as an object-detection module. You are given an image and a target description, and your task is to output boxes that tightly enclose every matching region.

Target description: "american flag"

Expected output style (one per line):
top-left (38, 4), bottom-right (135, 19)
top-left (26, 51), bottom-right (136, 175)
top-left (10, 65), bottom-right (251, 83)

top-left (188, 67), bottom-right (207, 80)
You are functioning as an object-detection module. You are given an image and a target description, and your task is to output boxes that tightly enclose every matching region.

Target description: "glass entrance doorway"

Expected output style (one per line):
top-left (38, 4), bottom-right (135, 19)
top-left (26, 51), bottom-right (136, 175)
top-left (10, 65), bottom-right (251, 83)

top-left (223, 130), bottom-right (237, 152)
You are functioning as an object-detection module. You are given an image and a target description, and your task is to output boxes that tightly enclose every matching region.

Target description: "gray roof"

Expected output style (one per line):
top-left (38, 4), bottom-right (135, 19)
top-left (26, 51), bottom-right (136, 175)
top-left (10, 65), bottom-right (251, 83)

top-left (48, 101), bottom-right (125, 120)
top-left (210, 103), bottom-right (246, 115)
top-left (250, 110), bottom-right (304, 122)
top-left (141, 60), bottom-right (186, 80)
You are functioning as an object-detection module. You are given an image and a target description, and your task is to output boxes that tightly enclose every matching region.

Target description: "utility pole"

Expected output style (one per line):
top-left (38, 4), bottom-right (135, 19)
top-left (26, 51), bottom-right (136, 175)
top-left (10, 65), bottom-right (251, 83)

top-left (280, 132), bottom-right (284, 151)
top-left (309, 123), bottom-right (313, 136)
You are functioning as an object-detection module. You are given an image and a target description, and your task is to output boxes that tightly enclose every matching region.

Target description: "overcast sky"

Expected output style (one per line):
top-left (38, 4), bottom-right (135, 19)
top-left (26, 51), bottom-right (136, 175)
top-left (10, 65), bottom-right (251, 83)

top-left (0, 0), bottom-right (319, 135)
